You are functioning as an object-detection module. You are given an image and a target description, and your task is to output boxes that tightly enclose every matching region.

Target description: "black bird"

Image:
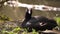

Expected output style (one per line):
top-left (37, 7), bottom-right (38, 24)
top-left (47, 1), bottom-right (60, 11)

top-left (21, 8), bottom-right (58, 32)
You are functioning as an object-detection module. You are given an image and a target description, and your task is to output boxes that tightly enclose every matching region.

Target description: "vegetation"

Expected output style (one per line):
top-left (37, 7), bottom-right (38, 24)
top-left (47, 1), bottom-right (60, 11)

top-left (0, 26), bottom-right (39, 34)
top-left (0, 14), bottom-right (60, 34)
top-left (1, 27), bottom-right (21, 34)
top-left (0, 14), bottom-right (39, 34)
top-left (0, 14), bottom-right (12, 22)
top-left (0, 0), bottom-right (60, 34)
top-left (54, 17), bottom-right (60, 27)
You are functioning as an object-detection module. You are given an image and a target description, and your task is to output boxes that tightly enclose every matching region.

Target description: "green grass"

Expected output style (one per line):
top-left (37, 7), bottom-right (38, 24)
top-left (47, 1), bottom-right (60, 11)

top-left (1, 26), bottom-right (39, 34)
top-left (55, 17), bottom-right (60, 27)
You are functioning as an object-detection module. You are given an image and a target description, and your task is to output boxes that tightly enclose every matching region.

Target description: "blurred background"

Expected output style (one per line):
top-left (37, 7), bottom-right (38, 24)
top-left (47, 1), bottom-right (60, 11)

top-left (0, 0), bottom-right (60, 34)
top-left (0, 0), bottom-right (60, 20)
